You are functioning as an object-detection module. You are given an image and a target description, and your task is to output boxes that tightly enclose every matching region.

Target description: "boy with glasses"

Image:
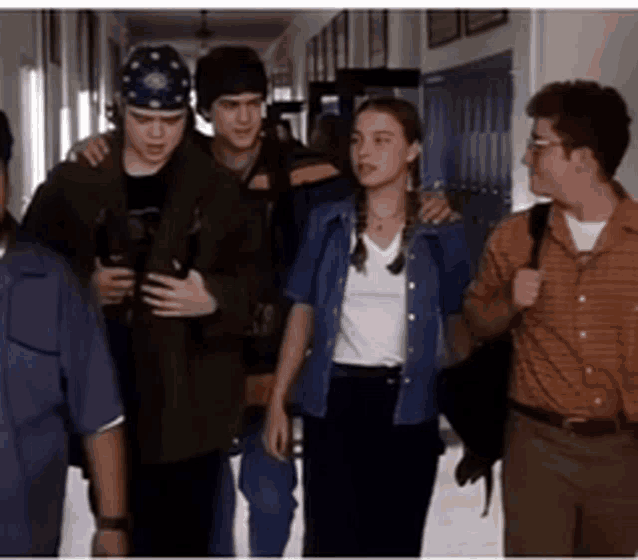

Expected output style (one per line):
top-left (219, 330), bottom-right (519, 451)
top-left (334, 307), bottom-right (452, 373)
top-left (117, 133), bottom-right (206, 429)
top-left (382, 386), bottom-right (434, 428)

top-left (463, 80), bottom-right (638, 556)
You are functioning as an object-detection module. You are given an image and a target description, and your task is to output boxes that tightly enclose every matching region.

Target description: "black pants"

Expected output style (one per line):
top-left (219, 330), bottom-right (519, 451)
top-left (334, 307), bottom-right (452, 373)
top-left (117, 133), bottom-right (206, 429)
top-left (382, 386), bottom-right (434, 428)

top-left (303, 368), bottom-right (443, 557)
top-left (130, 450), bottom-right (225, 557)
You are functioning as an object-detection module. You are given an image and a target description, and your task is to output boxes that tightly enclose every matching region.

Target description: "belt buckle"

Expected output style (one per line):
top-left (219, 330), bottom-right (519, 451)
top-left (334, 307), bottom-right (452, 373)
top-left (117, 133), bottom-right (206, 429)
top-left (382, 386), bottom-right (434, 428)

top-left (562, 416), bottom-right (587, 432)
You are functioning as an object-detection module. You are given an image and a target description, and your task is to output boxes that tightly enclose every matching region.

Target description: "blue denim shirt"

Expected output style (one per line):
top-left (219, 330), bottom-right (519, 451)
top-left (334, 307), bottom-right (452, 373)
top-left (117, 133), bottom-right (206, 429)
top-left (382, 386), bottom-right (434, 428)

top-left (0, 225), bottom-right (123, 554)
top-left (285, 195), bottom-right (471, 425)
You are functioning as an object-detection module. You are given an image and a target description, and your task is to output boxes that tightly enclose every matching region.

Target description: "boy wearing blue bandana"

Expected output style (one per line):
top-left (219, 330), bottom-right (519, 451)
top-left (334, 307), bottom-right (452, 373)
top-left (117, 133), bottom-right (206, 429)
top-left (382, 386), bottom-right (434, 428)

top-left (22, 45), bottom-right (259, 556)
top-left (71, 45), bottom-right (346, 558)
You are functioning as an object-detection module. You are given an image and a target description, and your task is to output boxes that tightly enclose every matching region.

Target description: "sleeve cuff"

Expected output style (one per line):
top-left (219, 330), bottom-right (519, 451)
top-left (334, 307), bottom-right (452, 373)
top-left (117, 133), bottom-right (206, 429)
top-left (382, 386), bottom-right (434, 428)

top-left (96, 415), bottom-right (125, 433)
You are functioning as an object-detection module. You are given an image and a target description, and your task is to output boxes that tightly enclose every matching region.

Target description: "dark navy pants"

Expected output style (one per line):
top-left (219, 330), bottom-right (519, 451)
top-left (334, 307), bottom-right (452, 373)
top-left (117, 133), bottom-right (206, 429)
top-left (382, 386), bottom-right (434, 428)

top-left (303, 366), bottom-right (443, 557)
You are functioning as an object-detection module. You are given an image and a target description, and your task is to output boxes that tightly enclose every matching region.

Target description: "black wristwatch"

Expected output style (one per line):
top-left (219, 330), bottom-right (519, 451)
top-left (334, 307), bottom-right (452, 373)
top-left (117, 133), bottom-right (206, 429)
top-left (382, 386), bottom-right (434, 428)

top-left (97, 515), bottom-right (132, 533)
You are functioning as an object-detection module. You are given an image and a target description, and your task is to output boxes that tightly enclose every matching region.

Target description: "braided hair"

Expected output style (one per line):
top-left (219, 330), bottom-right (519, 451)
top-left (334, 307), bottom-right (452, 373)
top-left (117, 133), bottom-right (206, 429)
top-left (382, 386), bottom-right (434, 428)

top-left (350, 97), bottom-right (423, 275)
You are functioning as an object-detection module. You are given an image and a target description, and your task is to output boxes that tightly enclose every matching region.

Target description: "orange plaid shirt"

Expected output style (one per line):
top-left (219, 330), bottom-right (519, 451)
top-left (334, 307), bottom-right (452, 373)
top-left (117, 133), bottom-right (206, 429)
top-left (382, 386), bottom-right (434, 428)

top-left (465, 193), bottom-right (638, 420)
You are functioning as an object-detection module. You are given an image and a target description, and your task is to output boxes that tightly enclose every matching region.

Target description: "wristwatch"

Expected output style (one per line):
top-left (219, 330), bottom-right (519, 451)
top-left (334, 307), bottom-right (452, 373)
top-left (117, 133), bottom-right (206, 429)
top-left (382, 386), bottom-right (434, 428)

top-left (97, 515), bottom-right (132, 533)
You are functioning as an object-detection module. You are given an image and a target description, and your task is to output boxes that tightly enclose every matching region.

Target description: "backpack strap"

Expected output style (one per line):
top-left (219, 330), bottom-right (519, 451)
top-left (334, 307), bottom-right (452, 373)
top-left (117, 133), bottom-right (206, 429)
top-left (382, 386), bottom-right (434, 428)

top-left (528, 203), bottom-right (551, 270)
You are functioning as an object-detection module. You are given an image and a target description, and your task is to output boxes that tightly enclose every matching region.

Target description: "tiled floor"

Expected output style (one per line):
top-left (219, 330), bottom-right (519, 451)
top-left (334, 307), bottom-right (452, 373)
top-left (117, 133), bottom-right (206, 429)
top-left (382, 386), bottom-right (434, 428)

top-left (58, 418), bottom-right (502, 556)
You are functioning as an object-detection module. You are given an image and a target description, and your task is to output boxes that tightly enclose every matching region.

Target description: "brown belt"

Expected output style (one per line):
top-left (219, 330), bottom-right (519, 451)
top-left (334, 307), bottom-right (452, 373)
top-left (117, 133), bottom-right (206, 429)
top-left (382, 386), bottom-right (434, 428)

top-left (509, 400), bottom-right (638, 437)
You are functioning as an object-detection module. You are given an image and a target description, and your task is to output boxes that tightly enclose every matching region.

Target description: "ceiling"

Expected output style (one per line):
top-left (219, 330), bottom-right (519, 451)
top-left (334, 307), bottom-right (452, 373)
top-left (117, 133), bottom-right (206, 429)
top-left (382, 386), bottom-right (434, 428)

top-left (120, 10), bottom-right (298, 57)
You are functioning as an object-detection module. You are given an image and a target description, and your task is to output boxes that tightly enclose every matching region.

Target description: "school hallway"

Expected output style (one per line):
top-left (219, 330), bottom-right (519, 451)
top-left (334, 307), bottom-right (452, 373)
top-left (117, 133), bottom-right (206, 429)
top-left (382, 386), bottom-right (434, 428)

top-left (58, 417), bottom-right (502, 556)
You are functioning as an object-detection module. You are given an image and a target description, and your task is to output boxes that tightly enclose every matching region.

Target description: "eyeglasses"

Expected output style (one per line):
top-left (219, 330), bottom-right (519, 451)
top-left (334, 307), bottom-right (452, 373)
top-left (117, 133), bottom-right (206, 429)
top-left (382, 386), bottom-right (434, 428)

top-left (526, 137), bottom-right (563, 153)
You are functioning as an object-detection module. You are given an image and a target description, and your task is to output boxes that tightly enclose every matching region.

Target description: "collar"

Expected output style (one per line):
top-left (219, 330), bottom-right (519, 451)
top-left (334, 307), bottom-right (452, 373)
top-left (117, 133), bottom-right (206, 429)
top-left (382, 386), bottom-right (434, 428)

top-left (211, 137), bottom-right (262, 182)
top-left (547, 184), bottom-right (638, 256)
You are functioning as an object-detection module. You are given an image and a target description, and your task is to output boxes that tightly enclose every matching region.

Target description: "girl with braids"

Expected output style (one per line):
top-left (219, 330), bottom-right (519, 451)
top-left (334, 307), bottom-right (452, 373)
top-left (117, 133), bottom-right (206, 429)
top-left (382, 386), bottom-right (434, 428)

top-left (265, 97), bottom-right (471, 557)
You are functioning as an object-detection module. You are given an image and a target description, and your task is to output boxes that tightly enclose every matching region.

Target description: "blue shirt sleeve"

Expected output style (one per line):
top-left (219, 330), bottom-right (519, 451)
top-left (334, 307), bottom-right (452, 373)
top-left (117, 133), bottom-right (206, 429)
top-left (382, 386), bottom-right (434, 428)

top-left (58, 268), bottom-right (124, 435)
top-left (284, 204), bottom-right (330, 307)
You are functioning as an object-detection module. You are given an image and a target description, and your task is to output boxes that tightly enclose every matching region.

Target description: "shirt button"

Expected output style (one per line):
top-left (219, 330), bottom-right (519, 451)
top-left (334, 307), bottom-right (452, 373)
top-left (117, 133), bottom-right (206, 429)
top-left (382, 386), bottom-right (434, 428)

top-left (408, 313), bottom-right (416, 321)
top-left (579, 330), bottom-right (587, 339)
top-left (327, 340), bottom-right (333, 348)
top-left (409, 282), bottom-right (416, 290)
top-left (338, 277), bottom-right (344, 285)
top-left (594, 397), bottom-right (602, 406)
top-left (386, 378), bottom-right (396, 385)
top-left (408, 347), bottom-right (414, 354)
top-left (578, 295), bottom-right (586, 303)
top-left (409, 254), bottom-right (416, 260)
top-left (333, 307), bottom-right (338, 316)
top-left (404, 377), bottom-right (412, 384)
top-left (585, 366), bottom-right (593, 375)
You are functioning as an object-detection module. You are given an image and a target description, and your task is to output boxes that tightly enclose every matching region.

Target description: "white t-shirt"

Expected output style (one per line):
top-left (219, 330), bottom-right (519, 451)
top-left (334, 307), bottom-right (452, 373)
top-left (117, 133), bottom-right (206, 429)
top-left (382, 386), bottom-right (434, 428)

top-left (333, 229), bottom-right (407, 367)
top-left (564, 211), bottom-right (607, 252)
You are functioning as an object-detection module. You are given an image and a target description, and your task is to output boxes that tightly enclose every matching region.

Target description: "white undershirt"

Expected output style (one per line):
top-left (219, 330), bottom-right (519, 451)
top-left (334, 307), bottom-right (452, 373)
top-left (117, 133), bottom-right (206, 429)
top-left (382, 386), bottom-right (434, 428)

top-left (564, 212), bottom-right (607, 252)
top-left (333, 229), bottom-right (407, 367)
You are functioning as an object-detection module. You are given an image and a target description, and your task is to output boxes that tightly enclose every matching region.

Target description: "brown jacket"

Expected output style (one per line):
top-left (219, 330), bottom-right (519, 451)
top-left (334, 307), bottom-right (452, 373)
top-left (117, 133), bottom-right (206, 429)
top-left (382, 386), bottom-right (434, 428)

top-left (464, 192), bottom-right (638, 421)
top-left (22, 132), bottom-right (261, 463)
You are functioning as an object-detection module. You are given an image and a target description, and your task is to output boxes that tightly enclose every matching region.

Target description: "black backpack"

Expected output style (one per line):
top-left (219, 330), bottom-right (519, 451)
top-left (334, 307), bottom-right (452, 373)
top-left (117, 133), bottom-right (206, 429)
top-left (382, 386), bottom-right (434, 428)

top-left (435, 203), bottom-right (551, 516)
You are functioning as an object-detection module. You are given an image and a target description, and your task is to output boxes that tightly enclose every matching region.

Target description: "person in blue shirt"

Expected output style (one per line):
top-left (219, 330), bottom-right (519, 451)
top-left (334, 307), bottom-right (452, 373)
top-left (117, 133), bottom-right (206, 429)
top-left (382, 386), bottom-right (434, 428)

top-left (265, 97), bottom-right (471, 557)
top-left (0, 111), bottom-right (128, 555)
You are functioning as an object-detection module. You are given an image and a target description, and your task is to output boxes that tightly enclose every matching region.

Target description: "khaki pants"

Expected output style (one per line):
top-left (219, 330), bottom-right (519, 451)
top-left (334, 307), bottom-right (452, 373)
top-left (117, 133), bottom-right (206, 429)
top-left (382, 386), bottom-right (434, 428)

top-left (502, 409), bottom-right (638, 556)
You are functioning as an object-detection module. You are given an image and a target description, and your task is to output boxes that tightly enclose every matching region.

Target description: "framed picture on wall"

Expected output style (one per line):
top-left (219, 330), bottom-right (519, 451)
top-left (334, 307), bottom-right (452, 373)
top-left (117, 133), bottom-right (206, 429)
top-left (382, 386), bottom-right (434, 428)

top-left (368, 9), bottom-right (388, 68)
top-left (315, 34), bottom-right (325, 82)
top-left (465, 10), bottom-right (508, 36)
top-left (427, 10), bottom-right (461, 49)
top-left (306, 40), bottom-right (315, 83)
top-left (333, 11), bottom-right (348, 70)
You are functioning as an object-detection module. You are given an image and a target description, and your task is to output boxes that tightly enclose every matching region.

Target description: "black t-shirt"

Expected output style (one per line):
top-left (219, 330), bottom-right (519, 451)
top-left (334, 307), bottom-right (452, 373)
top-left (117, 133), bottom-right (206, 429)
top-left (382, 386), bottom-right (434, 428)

top-left (125, 165), bottom-right (171, 273)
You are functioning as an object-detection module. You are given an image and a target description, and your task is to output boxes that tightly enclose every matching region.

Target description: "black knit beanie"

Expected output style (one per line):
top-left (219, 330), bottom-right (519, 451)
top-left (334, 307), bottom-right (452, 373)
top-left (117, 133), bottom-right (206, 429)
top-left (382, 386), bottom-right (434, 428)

top-left (195, 46), bottom-right (267, 115)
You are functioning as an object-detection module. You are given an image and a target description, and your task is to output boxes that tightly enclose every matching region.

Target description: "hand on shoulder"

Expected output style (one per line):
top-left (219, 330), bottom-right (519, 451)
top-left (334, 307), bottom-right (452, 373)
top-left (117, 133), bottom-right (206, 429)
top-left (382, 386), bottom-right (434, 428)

top-left (67, 133), bottom-right (112, 168)
top-left (418, 191), bottom-right (462, 225)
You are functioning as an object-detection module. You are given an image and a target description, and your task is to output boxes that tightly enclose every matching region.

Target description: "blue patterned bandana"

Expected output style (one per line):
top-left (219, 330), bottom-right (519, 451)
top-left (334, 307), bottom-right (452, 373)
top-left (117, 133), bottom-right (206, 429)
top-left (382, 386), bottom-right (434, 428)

top-left (121, 45), bottom-right (191, 110)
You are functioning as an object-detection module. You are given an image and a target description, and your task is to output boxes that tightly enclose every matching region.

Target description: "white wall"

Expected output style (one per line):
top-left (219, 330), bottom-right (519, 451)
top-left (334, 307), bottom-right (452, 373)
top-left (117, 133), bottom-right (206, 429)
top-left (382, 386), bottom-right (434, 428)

top-left (349, 11), bottom-right (368, 69)
top-left (388, 10), bottom-right (420, 69)
top-left (537, 10), bottom-right (638, 198)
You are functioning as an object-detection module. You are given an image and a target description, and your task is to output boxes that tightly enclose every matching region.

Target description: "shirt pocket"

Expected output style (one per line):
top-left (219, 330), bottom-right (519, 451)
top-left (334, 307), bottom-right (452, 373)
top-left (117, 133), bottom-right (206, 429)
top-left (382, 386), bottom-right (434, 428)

top-left (6, 279), bottom-right (62, 429)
